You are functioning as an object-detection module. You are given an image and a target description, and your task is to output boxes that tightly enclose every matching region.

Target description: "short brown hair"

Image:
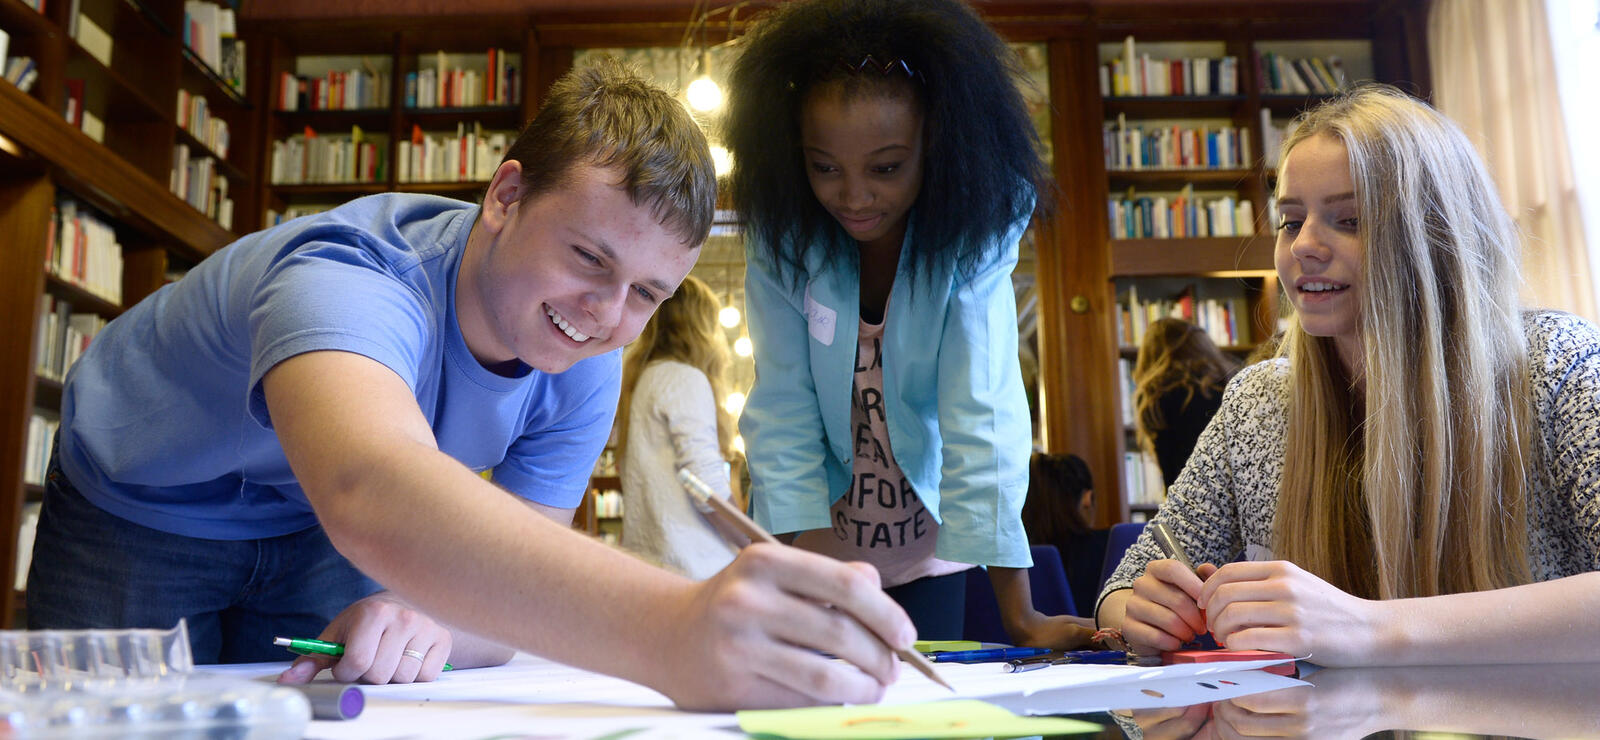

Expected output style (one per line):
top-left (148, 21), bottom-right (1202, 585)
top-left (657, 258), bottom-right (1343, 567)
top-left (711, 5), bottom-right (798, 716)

top-left (503, 57), bottom-right (715, 245)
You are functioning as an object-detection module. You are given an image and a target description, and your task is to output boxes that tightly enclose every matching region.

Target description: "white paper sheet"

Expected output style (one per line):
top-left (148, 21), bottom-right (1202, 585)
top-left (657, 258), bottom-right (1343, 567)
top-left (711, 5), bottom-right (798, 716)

top-left (201, 653), bottom-right (1302, 739)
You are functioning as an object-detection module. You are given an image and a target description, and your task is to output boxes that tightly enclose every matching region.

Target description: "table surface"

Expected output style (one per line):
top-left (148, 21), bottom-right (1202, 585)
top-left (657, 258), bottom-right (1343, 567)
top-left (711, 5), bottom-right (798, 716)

top-left (199, 656), bottom-right (1600, 739)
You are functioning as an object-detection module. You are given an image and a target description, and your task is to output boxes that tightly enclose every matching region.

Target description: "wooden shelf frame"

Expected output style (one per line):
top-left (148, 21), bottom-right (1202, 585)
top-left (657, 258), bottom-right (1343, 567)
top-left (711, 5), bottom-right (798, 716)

top-left (0, 0), bottom-right (259, 627)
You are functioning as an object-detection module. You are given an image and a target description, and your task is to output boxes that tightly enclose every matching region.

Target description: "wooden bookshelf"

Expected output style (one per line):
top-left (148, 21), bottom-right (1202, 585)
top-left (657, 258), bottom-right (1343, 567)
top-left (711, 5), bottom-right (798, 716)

top-left (0, 0), bottom-right (257, 627)
top-left (246, 17), bottom-right (545, 226)
top-left (1041, 3), bottom-right (1430, 525)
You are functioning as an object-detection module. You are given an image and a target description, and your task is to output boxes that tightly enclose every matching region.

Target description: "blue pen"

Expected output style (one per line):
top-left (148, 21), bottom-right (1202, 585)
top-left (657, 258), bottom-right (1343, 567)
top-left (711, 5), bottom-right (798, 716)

top-left (929, 646), bottom-right (1051, 663)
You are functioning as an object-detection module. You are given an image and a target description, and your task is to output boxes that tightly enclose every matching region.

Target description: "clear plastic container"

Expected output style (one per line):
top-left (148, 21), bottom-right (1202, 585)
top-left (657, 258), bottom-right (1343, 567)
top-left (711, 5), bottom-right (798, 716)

top-left (0, 621), bottom-right (310, 737)
top-left (0, 622), bottom-right (193, 693)
top-left (0, 674), bottom-right (311, 738)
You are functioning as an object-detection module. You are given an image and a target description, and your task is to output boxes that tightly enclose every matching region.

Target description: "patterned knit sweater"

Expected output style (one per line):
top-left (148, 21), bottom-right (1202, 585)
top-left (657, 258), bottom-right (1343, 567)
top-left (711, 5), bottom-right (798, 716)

top-left (1100, 311), bottom-right (1600, 608)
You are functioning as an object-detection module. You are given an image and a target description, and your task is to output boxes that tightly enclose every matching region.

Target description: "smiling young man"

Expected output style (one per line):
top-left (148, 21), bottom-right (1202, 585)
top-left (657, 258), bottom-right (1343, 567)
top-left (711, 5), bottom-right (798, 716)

top-left (27, 59), bottom-right (916, 711)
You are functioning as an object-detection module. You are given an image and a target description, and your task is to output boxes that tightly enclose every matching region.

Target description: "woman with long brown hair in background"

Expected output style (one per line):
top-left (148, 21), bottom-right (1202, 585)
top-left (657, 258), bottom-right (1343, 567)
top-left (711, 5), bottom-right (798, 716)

top-left (1132, 317), bottom-right (1240, 487)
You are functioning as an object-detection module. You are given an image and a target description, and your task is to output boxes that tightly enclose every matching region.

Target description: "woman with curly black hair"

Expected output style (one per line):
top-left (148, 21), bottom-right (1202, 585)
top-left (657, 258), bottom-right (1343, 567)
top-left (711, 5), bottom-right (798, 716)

top-left (726, 0), bottom-right (1089, 648)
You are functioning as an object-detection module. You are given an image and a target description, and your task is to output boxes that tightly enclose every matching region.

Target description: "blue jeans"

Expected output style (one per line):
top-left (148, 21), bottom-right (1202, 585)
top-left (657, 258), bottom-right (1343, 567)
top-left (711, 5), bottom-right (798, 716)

top-left (26, 442), bottom-right (382, 664)
top-left (886, 570), bottom-right (966, 641)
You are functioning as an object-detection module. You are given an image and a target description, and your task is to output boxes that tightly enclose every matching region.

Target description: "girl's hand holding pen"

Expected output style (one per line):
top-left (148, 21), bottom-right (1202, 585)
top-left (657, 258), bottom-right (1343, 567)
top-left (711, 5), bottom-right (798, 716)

top-left (1123, 521), bottom-right (1218, 656)
top-left (1124, 559), bottom-right (1219, 655)
top-left (1195, 560), bottom-right (1382, 665)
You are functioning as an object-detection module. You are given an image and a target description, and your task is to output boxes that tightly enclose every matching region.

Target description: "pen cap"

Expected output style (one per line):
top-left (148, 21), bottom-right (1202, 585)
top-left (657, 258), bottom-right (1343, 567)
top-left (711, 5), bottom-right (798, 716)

top-left (291, 683), bottom-right (364, 720)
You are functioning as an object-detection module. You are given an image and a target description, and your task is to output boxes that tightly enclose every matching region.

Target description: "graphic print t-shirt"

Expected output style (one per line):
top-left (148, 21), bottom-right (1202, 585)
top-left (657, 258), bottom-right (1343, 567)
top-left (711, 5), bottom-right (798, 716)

top-left (793, 318), bottom-right (971, 587)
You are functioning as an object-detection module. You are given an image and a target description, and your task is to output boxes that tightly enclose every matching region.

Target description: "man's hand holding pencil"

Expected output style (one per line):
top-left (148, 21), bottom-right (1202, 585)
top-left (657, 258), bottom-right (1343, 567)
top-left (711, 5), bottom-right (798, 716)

top-left (661, 469), bottom-right (950, 710)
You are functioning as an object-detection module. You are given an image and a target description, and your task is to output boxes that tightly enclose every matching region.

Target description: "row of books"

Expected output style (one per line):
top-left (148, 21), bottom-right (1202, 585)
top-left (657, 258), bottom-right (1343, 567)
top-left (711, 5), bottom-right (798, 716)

top-left (183, 0), bottom-right (244, 94)
top-left (3, 56), bottom-right (36, 94)
top-left (405, 49), bottom-right (521, 109)
top-left (176, 89), bottom-right (231, 159)
top-left (68, 7), bottom-right (111, 67)
top-left (396, 124), bottom-right (511, 184)
top-left (593, 489), bottom-right (624, 519)
top-left (1258, 51), bottom-right (1347, 95)
top-left (1103, 36), bottom-right (1240, 97)
top-left (269, 126), bottom-right (387, 185)
top-left (45, 199), bottom-right (123, 305)
top-left (1117, 357), bottom-right (1137, 428)
top-left (13, 502), bottom-right (39, 591)
top-left (265, 204), bottom-right (334, 228)
top-left (1102, 36), bottom-right (1362, 99)
top-left (1108, 187), bottom-right (1257, 239)
top-left (1259, 108), bottom-right (1287, 169)
top-left (1, 27), bottom-right (38, 93)
top-left (22, 414), bottom-right (55, 487)
top-left (1115, 287), bottom-right (1253, 349)
top-left (61, 78), bottom-right (105, 143)
top-left (170, 144), bottom-right (235, 229)
top-left (1123, 449), bottom-right (1165, 508)
top-left (276, 68), bottom-right (390, 111)
top-left (35, 295), bottom-right (106, 383)
top-left (1104, 115), bottom-right (1253, 171)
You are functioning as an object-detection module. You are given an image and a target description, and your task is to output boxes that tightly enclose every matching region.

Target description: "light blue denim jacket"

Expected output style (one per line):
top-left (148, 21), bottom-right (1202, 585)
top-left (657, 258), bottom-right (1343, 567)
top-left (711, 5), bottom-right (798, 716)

top-left (740, 214), bottom-right (1034, 568)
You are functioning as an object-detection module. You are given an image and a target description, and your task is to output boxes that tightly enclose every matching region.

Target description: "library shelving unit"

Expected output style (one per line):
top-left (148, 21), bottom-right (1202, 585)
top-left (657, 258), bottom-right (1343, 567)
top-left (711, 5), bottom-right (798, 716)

top-left (1041, 4), bottom-right (1431, 524)
top-left (0, 0), bottom-right (258, 626)
top-left (249, 19), bottom-right (544, 228)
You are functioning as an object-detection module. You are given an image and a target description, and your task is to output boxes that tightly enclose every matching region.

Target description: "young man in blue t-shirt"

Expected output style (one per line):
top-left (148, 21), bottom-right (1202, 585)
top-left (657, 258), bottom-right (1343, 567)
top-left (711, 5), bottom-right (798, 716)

top-left (28, 59), bottom-right (914, 711)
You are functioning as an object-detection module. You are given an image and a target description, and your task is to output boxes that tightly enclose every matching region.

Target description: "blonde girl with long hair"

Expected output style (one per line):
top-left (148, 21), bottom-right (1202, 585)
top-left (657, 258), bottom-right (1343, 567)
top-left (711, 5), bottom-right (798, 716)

top-left (1132, 317), bottom-right (1240, 487)
top-left (615, 275), bottom-right (744, 579)
top-left (1097, 84), bottom-right (1600, 666)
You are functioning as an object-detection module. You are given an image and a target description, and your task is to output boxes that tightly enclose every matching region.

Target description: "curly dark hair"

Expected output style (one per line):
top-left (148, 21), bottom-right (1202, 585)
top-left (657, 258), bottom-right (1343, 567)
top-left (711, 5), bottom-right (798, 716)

top-left (723, 0), bottom-right (1051, 281)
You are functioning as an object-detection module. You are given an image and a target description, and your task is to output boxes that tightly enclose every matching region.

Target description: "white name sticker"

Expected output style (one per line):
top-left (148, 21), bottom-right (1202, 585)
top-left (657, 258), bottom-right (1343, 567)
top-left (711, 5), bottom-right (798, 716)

top-left (803, 284), bottom-right (837, 346)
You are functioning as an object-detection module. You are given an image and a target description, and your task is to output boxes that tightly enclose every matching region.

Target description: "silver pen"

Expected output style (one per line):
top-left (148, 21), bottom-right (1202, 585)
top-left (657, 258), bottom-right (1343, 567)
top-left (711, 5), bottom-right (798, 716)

top-left (1148, 520), bottom-right (1197, 574)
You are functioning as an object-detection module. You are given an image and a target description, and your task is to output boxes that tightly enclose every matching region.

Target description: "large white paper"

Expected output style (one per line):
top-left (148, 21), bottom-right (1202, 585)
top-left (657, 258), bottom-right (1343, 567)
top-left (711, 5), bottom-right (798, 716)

top-left (202, 653), bottom-right (1301, 739)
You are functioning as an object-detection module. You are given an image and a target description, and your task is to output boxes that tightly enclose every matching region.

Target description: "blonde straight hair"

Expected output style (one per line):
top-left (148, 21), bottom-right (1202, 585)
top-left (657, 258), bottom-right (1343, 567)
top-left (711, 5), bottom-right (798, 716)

top-left (1272, 85), bottom-right (1534, 599)
top-left (615, 275), bottom-right (735, 463)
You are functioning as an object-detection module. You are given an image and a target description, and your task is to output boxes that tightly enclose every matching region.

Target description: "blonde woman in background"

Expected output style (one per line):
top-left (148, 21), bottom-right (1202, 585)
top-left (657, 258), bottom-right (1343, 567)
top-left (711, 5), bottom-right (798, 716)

top-left (1097, 84), bottom-right (1600, 665)
top-left (1131, 317), bottom-right (1239, 487)
top-left (616, 275), bottom-right (745, 579)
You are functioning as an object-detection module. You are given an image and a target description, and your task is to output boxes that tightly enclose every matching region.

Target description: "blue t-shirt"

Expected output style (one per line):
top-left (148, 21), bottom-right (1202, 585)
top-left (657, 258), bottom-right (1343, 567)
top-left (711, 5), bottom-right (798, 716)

top-left (58, 193), bottom-right (619, 540)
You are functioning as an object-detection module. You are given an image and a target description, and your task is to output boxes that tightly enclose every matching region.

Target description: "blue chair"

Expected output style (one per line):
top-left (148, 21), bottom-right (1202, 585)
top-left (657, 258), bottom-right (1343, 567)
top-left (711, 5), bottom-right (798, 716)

top-left (1098, 521), bottom-right (1147, 594)
top-left (961, 544), bottom-right (1080, 644)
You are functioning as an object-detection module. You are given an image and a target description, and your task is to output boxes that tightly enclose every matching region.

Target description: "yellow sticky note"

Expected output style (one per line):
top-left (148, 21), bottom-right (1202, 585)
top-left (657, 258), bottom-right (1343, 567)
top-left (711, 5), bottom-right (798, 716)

top-left (736, 699), bottom-right (1101, 739)
top-left (913, 640), bottom-right (981, 653)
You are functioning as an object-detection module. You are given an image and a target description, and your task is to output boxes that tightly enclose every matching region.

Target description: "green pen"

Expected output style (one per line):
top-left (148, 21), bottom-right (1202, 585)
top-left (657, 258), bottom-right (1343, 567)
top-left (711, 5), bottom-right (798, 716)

top-left (273, 636), bottom-right (452, 671)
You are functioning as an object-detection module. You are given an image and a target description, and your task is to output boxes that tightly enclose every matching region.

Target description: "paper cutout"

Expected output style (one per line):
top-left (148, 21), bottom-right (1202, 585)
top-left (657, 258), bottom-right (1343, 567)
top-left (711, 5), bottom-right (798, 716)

top-left (737, 699), bottom-right (1099, 739)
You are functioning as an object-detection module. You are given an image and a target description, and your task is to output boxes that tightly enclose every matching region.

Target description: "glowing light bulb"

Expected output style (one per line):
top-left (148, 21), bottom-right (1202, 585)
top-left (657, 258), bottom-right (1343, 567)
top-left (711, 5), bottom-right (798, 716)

top-left (687, 76), bottom-right (723, 111)
top-left (719, 305), bottom-right (741, 328)
top-left (732, 435), bottom-right (745, 453)
top-left (723, 391), bottom-right (746, 416)
top-left (733, 336), bottom-right (753, 357)
top-left (709, 144), bottom-right (732, 177)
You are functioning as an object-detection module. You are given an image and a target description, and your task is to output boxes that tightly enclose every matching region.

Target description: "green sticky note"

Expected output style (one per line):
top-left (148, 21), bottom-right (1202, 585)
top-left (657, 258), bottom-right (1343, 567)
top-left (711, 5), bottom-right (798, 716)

top-left (737, 699), bottom-right (1101, 739)
top-left (912, 640), bottom-right (981, 653)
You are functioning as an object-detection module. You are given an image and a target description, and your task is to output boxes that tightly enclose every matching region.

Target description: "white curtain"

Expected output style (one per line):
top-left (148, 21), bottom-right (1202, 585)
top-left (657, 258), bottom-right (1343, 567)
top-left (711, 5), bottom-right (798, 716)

top-left (1429, 0), bottom-right (1596, 320)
